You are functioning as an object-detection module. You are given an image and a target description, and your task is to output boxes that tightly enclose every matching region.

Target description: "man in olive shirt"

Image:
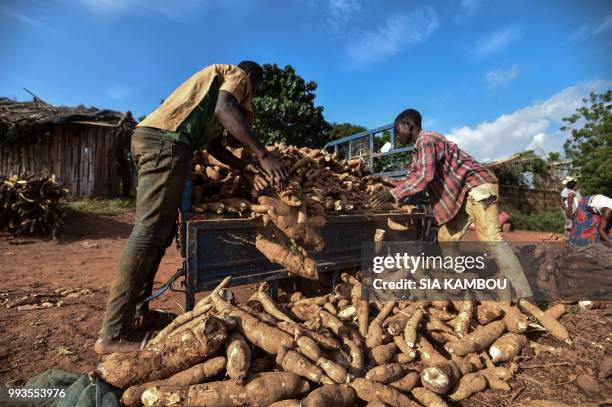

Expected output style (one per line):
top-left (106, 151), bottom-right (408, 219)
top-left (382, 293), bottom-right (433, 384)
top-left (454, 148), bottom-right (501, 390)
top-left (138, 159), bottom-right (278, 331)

top-left (95, 61), bottom-right (287, 354)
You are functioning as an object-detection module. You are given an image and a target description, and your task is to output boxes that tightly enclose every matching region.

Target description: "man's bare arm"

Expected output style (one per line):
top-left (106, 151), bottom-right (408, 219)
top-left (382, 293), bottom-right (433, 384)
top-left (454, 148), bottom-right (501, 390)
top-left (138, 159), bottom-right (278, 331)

top-left (598, 208), bottom-right (610, 243)
top-left (207, 137), bottom-right (246, 170)
top-left (565, 192), bottom-right (574, 219)
top-left (215, 91), bottom-right (266, 159)
top-left (214, 91), bottom-right (288, 188)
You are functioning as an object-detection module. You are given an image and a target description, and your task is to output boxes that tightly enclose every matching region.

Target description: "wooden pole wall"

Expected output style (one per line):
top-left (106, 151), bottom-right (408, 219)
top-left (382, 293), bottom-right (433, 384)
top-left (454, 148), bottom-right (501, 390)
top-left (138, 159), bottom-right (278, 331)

top-left (0, 124), bottom-right (127, 197)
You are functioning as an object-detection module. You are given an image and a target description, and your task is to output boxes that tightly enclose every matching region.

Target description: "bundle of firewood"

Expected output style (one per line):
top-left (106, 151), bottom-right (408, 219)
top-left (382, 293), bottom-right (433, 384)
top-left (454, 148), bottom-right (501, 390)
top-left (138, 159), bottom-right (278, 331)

top-left (533, 242), bottom-right (611, 301)
top-left (0, 175), bottom-right (67, 237)
top-left (94, 275), bottom-right (585, 407)
top-left (191, 145), bottom-right (412, 279)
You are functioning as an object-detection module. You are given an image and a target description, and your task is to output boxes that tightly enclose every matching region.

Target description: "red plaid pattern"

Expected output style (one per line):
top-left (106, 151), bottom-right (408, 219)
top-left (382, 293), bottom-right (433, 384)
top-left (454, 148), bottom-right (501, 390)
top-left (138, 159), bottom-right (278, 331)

top-left (391, 131), bottom-right (497, 224)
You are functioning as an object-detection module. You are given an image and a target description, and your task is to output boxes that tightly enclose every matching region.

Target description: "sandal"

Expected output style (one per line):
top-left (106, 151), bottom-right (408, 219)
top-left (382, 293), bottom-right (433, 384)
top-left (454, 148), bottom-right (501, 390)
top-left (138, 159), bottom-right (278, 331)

top-left (133, 309), bottom-right (177, 331)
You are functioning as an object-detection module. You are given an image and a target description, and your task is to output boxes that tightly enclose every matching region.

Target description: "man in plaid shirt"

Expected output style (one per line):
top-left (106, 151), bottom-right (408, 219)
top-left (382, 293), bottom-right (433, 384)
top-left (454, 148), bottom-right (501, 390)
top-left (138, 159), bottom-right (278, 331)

top-left (371, 108), bottom-right (532, 298)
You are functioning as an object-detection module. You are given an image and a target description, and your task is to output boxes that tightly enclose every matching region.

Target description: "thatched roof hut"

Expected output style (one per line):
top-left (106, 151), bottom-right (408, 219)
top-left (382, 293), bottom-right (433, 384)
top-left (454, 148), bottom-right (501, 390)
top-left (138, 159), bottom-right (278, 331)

top-left (0, 97), bottom-right (135, 144)
top-left (0, 98), bottom-right (136, 197)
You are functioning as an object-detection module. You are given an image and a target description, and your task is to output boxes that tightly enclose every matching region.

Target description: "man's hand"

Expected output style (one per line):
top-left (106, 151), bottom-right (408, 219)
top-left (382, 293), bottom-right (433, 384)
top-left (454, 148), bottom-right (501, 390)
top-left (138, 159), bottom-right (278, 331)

top-left (369, 190), bottom-right (395, 208)
top-left (382, 176), bottom-right (400, 187)
top-left (259, 152), bottom-right (289, 190)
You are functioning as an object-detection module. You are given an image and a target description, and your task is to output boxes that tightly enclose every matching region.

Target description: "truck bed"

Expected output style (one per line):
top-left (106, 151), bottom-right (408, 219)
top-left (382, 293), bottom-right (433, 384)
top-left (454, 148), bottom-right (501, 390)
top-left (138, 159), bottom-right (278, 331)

top-left (179, 210), bottom-right (435, 309)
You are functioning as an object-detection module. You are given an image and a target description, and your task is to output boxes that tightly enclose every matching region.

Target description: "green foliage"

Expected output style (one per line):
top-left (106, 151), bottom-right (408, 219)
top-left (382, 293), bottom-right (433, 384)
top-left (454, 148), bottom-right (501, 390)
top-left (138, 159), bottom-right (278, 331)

top-left (328, 122), bottom-right (367, 141)
top-left (562, 90), bottom-right (612, 196)
top-left (64, 197), bottom-right (135, 216)
top-left (508, 210), bottom-right (565, 233)
top-left (253, 64), bottom-right (330, 148)
top-left (547, 152), bottom-right (561, 162)
top-left (371, 130), bottom-right (414, 173)
top-left (373, 130), bottom-right (391, 151)
top-left (374, 151), bottom-right (413, 173)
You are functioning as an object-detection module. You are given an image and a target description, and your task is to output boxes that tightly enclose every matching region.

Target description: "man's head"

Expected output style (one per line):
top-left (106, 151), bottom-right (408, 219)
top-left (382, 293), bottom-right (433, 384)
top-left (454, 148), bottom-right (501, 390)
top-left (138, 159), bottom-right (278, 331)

top-left (238, 60), bottom-right (264, 96)
top-left (394, 109), bottom-right (422, 145)
top-left (562, 176), bottom-right (578, 189)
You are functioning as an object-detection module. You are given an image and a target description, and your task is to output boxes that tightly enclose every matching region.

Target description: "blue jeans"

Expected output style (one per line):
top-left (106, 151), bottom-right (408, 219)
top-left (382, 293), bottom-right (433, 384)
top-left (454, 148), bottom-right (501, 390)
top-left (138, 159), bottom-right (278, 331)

top-left (100, 127), bottom-right (192, 337)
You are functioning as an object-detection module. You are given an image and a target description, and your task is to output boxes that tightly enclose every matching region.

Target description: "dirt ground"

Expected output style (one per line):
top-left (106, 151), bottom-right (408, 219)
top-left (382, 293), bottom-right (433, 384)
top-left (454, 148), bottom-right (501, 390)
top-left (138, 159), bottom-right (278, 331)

top-left (0, 211), bottom-right (610, 406)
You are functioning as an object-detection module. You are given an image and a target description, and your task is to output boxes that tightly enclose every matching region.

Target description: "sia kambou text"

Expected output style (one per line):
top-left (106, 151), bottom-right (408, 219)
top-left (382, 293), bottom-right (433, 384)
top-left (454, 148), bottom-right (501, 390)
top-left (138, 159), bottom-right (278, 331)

top-left (370, 252), bottom-right (508, 291)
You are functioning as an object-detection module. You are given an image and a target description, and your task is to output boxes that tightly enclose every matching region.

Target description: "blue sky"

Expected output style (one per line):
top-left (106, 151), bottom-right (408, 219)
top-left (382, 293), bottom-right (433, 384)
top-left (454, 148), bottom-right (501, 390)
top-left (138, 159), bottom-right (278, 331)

top-left (1, 0), bottom-right (611, 160)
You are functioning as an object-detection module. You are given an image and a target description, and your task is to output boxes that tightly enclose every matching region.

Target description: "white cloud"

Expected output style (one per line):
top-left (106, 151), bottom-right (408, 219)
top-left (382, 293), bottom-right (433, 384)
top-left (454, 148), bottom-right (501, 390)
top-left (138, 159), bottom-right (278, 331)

top-left (567, 15), bottom-right (612, 42)
top-left (0, 5), bottom-right (58, 34)
top-left (473, 26), bottom-right (522, 58)
top-left (453, 0), bottom-right (487, 24)
top-left (486, 64), bottom-right (519, 88)
top-left (526, 132), bottom-right (547, 152)
top-left (298, 0), bottom-right (363, 24)
top-left (75, 0), bottom-right (212, 21)
top-left (347, 7), bottom-right (438, 66)
top-left (446, 80), bottom-right (610, 162)
top-left (106, 85), bottom-right (129, 101)
top-left (328, 0), bottom-right (362, 23)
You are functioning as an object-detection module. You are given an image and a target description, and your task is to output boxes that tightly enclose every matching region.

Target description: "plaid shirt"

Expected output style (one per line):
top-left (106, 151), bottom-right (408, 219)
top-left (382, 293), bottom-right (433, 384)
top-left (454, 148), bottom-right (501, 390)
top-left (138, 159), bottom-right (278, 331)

top-left (390, 131), bottom-right (497, 224)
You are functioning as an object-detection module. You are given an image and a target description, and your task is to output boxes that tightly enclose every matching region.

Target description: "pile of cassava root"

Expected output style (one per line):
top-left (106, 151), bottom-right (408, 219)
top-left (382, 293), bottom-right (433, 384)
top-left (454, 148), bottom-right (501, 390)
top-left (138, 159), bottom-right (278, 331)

top-left (191, 145), bottom-right (413, 279)
top-left (94, 274), bottom-right (580, 407)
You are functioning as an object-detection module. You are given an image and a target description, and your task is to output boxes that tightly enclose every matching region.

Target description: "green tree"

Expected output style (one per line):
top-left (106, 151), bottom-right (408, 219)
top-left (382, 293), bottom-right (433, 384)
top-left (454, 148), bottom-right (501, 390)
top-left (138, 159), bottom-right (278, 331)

top-left (547, 152), bottom-right (561, 163)
top-left (328, 122), bottom-right (367, 140)
top-left (562, 90), bottom-right (612, 195)
top-left (253, 64), bottom-right (330, 148)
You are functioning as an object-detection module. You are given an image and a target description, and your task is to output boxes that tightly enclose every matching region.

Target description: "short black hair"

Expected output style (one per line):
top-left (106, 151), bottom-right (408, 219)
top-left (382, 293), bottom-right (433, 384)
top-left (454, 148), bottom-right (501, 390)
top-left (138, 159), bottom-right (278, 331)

top-left (566, 180), bottom-right (577, 189)
top-left (394, 109), bottom-right (422, 128)
top-left (238, 60), bottom-right (264, 82)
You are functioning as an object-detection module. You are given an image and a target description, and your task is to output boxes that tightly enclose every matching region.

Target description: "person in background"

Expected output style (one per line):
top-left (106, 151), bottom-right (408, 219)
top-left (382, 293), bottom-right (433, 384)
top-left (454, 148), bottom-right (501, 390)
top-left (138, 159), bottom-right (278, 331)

top-left (370, 108), bottom-right (532, 298)
top-left (95, 61), bottom-right (288, 355)
top-left (560, 176), bottom-right (581, 237)
top-left (570, 194), bottom-right (612, 246)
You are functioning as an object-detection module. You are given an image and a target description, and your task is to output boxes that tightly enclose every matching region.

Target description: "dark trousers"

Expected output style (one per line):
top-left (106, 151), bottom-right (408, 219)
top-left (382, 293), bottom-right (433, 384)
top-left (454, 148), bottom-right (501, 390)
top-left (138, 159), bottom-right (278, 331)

top-left (100, 127), bottom-right (192, 338)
